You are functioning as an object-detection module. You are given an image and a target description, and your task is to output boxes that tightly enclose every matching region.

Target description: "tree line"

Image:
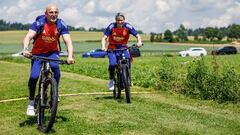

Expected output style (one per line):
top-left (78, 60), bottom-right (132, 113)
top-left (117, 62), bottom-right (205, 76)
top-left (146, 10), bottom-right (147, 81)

top-left (1, 19), bottom-right (239, 43)
top-left (150, 24), bottom-right (240, 43)
top-left (0, 19), bottom-right (144, 34)
top-left (0, 19), bottom-right (98, 31)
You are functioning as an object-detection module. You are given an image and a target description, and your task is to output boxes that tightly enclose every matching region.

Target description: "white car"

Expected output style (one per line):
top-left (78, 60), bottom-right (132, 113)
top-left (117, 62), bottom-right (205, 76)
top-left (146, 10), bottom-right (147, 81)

top-left (179, 47), bottom-right (207, 57)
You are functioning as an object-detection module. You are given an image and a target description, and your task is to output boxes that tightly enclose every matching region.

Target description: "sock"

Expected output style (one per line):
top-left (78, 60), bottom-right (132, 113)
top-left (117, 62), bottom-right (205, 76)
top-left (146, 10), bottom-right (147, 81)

top-left (29, 100), bottom-right (34, 106)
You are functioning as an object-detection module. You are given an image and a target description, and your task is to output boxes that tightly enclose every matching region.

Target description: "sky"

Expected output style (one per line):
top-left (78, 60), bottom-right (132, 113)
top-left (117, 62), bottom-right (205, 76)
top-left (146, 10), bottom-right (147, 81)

top-left (0, 0), bottom-right (240, 33)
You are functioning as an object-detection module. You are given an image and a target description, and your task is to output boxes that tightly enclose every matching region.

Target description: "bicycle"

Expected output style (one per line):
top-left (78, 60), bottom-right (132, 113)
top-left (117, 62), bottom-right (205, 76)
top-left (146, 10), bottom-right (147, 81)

top-left (29, 55), bottom-right (67, 133)
top-left (108, 44), bottom-right (143, 103)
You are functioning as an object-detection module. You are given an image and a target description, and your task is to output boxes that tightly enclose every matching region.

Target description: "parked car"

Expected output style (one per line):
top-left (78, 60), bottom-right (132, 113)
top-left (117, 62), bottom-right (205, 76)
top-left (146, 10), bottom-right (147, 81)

top-left (211, 46), bottom-right (237, 55)
top-left (82, 49), bottom-right (107, 58)
top-left (179, 47), bottom-right (207, 57)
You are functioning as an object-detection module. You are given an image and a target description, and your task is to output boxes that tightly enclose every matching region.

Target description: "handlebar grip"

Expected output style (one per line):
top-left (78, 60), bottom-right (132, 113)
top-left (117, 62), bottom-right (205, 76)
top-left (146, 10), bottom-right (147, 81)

top-left (59, 60), bottom-right (68, 65)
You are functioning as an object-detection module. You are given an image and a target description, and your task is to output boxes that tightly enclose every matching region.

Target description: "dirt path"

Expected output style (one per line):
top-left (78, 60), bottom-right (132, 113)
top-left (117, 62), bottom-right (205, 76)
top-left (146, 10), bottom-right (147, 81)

top-left (154, 42), bottom-right (240, 48)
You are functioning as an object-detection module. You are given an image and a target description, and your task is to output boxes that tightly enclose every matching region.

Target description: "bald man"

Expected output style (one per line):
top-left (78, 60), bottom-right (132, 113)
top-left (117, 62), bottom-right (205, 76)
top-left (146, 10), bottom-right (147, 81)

top-left (23, 4), bottom-right (74, 116)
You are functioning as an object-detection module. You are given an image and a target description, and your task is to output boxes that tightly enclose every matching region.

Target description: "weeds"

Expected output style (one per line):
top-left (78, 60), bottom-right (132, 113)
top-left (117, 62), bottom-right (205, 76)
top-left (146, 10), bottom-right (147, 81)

top-left (183, 57), bottom-right (240, 103)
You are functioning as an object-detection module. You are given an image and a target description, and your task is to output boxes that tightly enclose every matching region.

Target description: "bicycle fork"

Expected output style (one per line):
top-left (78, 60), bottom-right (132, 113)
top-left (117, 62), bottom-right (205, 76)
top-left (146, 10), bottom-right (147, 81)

top-left (40, 62), bottom-right (54, 108)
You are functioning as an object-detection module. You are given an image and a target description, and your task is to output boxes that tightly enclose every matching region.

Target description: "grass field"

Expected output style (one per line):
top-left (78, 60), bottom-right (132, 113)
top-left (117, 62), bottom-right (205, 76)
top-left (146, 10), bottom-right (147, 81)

top-left (0, 61), bottom-right (240, 135)
top-left (0, 30), bottom-right (221, 57)
top-left (0, 31), bottom-right (240, 134)
top-left (0, 31), bottom-right (150, 44)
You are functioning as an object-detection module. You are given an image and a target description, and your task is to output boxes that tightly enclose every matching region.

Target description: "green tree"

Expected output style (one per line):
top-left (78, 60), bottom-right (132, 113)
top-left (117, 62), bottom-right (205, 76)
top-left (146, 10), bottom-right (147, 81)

top-left (164, 29), bottom-right (173, 42)
top-left (176, 24), bottom-right (188, 41)
top-left (150, 32), bottom-right (155, 42)
top-left (204, 27), bottom-right (217, 41)
top-left (216, 29), bottom-right (224, 41)
top-left (227, 24), bottom-right (240, 41)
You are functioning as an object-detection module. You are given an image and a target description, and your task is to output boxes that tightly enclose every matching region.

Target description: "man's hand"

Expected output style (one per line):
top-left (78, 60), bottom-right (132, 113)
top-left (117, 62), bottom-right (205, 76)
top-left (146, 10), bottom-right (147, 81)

top-left (102, 46), bottom-right (107, 51)
top-left (22, 50), bottom-right (32, 58)
top-left (136, 42), bottom-right (143, 48)
top-left (67, 57), bottom-right (74, 64)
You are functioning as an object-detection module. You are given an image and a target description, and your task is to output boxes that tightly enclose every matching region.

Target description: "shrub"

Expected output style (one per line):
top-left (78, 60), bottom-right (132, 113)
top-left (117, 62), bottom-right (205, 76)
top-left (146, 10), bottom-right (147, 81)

top-left (156, 57), bottom-right (182, 91)
top-left (183, 57), bottom-right (240, 103)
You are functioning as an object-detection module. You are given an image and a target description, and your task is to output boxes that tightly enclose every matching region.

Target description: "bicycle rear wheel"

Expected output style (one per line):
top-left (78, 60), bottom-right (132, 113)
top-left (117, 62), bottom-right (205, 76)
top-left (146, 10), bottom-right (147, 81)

top-left (37, 78), bottom-right (58, 133)
top-left (122, 64), bottom-right (131, 103)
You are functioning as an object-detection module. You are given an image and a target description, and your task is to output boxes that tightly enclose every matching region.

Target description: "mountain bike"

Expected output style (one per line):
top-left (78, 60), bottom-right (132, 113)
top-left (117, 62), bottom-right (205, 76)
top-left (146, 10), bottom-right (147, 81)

top-left (30, 55), bottom-right (67, 133)
top-left (108, 44), bottom-right (143, 103)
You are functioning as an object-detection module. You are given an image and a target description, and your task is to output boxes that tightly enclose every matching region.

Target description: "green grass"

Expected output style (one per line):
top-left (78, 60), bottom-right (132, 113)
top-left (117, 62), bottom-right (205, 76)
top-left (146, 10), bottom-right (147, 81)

top-left (0, 60), bottom-right (240, 134)
top-left (0, 31), bottom-right (150, 44)
top-left (1, 31), bottom-right (240, 134)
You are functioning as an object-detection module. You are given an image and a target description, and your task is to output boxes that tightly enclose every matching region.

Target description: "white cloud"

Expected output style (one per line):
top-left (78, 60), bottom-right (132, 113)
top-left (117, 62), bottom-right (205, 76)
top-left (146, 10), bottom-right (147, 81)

top-left (0, 0), bottom-right (239, 33)
top-left (156, 0), bottom-right (171, 13)
top-left (82, 1), bottom-right (95, 14)
top-left (207, 1), bottom-right (240, 27)
top-left (18, 0), bottom-right (33, 9)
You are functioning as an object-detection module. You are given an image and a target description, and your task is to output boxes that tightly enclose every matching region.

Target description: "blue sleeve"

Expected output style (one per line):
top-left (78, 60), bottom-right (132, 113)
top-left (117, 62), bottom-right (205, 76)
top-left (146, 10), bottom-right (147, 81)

top-left (29, 21), bottom-right (39, 32)
top-left (125, 23), bottom-right (138, 37)
top-left (59, 19), bottom-right (69, 35)
top-left (103, 23), bottom-right (115, 37)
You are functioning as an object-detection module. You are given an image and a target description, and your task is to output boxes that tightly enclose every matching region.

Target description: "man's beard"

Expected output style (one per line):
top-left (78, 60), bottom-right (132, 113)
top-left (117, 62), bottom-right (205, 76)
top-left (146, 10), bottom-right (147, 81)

top-left (50, 16), bottom-right (57, 23)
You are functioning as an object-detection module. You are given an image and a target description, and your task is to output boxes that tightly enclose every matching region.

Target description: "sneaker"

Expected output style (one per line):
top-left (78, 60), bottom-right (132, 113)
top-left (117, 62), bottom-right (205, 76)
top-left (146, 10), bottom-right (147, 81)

top-left (108, 79), bottom-right (114, 91)
top-left (26, 100), bottom-right (35, 116)
top-left (58, 96), bottom-right (60, 102)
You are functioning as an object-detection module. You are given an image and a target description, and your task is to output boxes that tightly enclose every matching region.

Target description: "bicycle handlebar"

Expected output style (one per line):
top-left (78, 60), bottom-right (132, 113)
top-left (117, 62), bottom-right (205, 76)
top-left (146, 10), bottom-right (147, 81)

top-left (30, 55), bottom-right (68, 65)
top-left (107, 43), bottom-right (144, 52)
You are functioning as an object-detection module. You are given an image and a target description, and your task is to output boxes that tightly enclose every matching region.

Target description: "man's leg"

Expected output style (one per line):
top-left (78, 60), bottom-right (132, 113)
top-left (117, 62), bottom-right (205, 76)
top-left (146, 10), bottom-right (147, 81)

top-left (49, 53), bottom-right (60, 101)
top-left (108, 52), bottom-right (116, 90)
top-left (27, 59), bottom-right (42, 116)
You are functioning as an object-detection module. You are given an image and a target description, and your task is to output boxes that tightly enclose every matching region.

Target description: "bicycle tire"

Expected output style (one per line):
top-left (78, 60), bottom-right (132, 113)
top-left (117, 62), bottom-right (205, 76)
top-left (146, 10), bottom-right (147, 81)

top-left (37, 78), bottom-right (58, 133)
top-left (117, 69), bottom-right (122, 99)
top-left (113, 76), bottom-right (117, 99)
top-left (113, 68), bottom-right (122, 99)
top-left (122, 64), bottom-right (131, 103)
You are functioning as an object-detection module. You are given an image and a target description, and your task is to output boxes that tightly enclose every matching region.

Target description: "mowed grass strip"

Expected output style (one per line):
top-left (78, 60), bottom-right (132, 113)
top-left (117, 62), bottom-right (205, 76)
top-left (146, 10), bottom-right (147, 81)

top-left (0, 61), bottom-right (240, 134)
top-left (0, 92), bottom-right (240, 135)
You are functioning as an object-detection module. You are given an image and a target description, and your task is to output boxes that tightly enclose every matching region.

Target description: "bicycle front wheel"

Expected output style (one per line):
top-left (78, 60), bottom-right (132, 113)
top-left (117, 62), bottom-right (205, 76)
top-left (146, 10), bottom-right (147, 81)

top-left (38, 78), bottom-right (58, 133)
top-left (122, 64), bottom-right (131, 103)
top-left (113, 69), bottom-right (122, 99)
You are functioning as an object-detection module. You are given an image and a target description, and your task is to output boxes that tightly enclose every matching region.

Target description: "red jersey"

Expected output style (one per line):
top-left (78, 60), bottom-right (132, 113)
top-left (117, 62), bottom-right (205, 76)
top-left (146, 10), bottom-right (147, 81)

top-left (32, 23), bottom-right (59, 54)
top-left (108, 28), bottom-right (130, 49)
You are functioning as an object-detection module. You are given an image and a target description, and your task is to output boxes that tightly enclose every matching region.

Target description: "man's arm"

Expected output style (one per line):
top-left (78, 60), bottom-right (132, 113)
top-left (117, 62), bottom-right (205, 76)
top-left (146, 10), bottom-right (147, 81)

top-left (101, 35), bottom-right (108, 51)
top-left (62, 34), bottom-right (74, 64)
top-left (136, 34), bottom-right (143, 47)
top-left (22, 29), bottom-right (36, 57)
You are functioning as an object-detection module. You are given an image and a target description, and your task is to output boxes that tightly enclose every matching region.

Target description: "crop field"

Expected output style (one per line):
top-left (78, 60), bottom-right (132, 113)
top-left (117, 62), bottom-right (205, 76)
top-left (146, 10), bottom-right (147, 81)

top-left (0, 31), bottom-right (216, 55)
top-left (0, 31), bottom-right (240, 134)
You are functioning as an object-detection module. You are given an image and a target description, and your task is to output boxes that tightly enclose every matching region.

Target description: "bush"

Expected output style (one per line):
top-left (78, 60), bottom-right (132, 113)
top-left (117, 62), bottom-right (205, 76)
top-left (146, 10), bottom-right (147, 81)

top-left (183, 58), bottom-right (240, 103)
top-left (155, 57), bottom-right (182, 91)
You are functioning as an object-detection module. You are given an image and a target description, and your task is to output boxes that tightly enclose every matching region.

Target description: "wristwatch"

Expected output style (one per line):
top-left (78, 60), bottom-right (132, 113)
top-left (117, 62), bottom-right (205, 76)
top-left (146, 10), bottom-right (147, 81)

top-left (23, 47), bottom-right (29, 51)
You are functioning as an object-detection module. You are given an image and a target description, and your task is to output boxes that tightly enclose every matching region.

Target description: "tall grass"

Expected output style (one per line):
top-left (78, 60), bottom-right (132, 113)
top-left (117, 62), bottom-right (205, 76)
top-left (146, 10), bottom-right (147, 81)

top-left (184, 57), bottom-right (240, 102)
top-left (154, 56), bottom-right (240, 103)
